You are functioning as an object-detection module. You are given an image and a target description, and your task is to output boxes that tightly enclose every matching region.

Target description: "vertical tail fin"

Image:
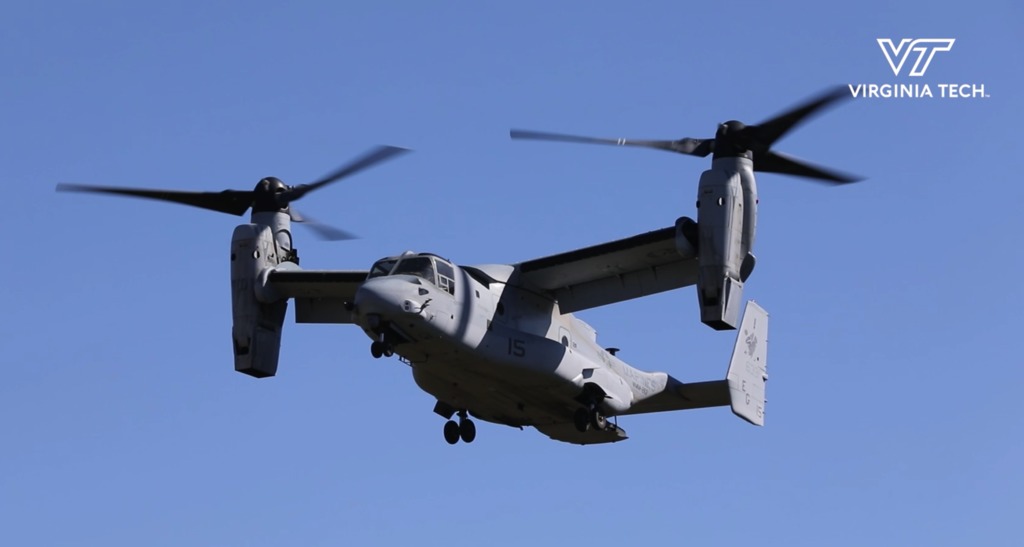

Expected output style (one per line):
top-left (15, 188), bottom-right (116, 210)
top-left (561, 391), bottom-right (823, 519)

top-left (727, 301), bottom-right (769, 425)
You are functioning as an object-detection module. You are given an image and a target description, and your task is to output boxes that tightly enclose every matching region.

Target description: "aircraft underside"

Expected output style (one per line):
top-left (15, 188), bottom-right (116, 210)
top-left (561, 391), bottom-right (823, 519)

top-left (411, 359), bottom-right (630, 445)
top-left (386, 335), bottom-right (628, 445)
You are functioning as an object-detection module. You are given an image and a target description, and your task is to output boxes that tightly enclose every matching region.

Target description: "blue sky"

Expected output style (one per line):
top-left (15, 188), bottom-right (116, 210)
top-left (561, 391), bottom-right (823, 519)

top-left (3, 1), bottom-right (1021, 545)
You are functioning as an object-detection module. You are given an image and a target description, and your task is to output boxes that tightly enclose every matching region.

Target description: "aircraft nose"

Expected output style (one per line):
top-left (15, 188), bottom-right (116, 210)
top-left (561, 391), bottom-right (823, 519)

top-left (354, 278), bottom-right (431, 326)
top-left (354, 280), bottom-right (403, 319)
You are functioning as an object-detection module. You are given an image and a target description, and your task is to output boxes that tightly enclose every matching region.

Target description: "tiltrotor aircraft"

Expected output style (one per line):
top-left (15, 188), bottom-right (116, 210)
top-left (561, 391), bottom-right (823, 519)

top-left (57, 88), bottom-right (858, 445)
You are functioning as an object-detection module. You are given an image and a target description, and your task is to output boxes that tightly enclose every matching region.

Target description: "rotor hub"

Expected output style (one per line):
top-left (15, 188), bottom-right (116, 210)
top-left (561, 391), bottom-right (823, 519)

top-left (253, 177), bottom-right (290, 213)
top-left (712, 120), bottom-right (754, 161)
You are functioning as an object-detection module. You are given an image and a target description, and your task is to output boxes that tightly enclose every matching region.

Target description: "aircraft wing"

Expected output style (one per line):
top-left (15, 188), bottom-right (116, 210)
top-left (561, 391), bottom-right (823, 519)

top-left (265, 269), bottom-right (368, 324)
top-left (515, 226), bottom-right (697, 313)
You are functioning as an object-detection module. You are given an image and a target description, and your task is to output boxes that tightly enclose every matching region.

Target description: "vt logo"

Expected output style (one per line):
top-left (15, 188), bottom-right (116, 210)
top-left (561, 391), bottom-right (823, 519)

top-left (877, 38), bottom-right (955, 77)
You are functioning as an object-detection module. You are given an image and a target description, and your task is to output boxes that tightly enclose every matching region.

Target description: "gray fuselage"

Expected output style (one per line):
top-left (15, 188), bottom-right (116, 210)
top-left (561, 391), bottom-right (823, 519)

top-left (352, 254), bottom-right (669, 429)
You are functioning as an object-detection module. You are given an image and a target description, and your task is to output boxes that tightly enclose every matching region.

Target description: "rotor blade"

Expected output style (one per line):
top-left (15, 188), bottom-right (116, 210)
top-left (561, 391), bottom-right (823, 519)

top-left (289, 208), bottom-right (358, 241)
top-left (753, 86), bottom-right (850, 149)
top-left (284, 145), bottom-right (410, 203)
top-left (754, 151), bottom-right (861, 184)
top-left (510, 129), bottom-right (712, 157)
top-left (56, 183), bottom-right (254, 215)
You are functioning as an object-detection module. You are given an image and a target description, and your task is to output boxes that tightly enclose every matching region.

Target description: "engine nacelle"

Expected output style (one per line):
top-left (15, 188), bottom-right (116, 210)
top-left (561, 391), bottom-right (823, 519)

top-left (230, 223), bottom-right (288, 378)
top-left (695, 156), bottom-right (756, 330)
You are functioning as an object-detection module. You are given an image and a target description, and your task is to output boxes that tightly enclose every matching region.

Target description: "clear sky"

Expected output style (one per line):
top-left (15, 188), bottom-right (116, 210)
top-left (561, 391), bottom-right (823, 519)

top-left (3, 1), bottom-right (1021, 545)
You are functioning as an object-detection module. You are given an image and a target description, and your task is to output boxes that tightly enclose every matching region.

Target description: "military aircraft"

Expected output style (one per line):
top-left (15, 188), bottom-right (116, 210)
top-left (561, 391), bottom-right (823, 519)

top-left (56, 88), bottom-right (857, 445)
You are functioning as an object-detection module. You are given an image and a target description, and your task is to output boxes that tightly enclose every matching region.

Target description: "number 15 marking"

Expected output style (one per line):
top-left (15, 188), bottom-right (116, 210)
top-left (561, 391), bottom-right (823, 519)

top-left (507, 338), bottom-right (526, 357)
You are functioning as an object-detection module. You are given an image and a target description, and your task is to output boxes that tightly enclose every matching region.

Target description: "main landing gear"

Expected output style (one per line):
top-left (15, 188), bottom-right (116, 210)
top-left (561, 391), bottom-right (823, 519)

top-left (369, 340), bottom-right (393, 359)
top-left (444, 410), bottom-right (476, 445)
top-left (573, 404), bottom-right (608, 433)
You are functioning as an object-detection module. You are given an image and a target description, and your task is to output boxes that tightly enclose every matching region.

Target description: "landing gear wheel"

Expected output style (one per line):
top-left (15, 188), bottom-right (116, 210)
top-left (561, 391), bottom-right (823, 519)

top-left (370, 341), bottom-right (393, 359)
top-left (443, 420), bottom-right (460, 445)
top-left (573, 408), bottom-right (590, 433)
top-left (459, 418), bottom-right (476, 443)
top-left (591, 412), bottom-right (608, 431)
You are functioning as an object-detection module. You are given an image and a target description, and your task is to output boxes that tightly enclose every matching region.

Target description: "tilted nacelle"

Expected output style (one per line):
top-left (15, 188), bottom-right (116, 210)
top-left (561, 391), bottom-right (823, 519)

top-left (509, 89), bottom-right (861, 330)
top-left (694, 156), bottom-right (757, 330)
top-left (54, 146), bottom-right (410, 377)
top-left (230, 215), bottom-right (293, 378)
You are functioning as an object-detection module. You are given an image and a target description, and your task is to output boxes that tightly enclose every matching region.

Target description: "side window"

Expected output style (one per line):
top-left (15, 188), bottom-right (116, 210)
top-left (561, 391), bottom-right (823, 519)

top-left (436, 260), bottom-right (456, 296)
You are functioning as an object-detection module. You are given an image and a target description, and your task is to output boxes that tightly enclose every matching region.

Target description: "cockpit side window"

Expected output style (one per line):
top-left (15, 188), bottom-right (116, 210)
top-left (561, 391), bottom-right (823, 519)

top-left (436, 260), bottom-right (456, 296)
top-left (391, 257), bottom-right (436, 283)
top-left (368, 258), bottom-right (398, 279)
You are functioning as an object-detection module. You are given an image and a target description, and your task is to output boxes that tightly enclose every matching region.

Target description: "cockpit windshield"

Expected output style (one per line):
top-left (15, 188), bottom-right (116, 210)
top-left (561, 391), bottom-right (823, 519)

top-left (367, 254), bottom-right (456, 295)
top-left (368, 258), bottom-right (398, 279)
top-left (391, 256), bottom-right (436, 282)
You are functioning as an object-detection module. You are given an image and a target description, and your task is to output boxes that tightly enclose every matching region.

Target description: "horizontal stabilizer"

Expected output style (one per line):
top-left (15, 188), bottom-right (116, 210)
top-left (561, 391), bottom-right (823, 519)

top-left (727, 301), bottom-right (769, 425)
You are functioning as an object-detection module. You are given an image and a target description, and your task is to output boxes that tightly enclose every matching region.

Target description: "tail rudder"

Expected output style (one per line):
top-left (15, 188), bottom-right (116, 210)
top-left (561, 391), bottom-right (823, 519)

top-left (727, 301), bottom-right (769, 425)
